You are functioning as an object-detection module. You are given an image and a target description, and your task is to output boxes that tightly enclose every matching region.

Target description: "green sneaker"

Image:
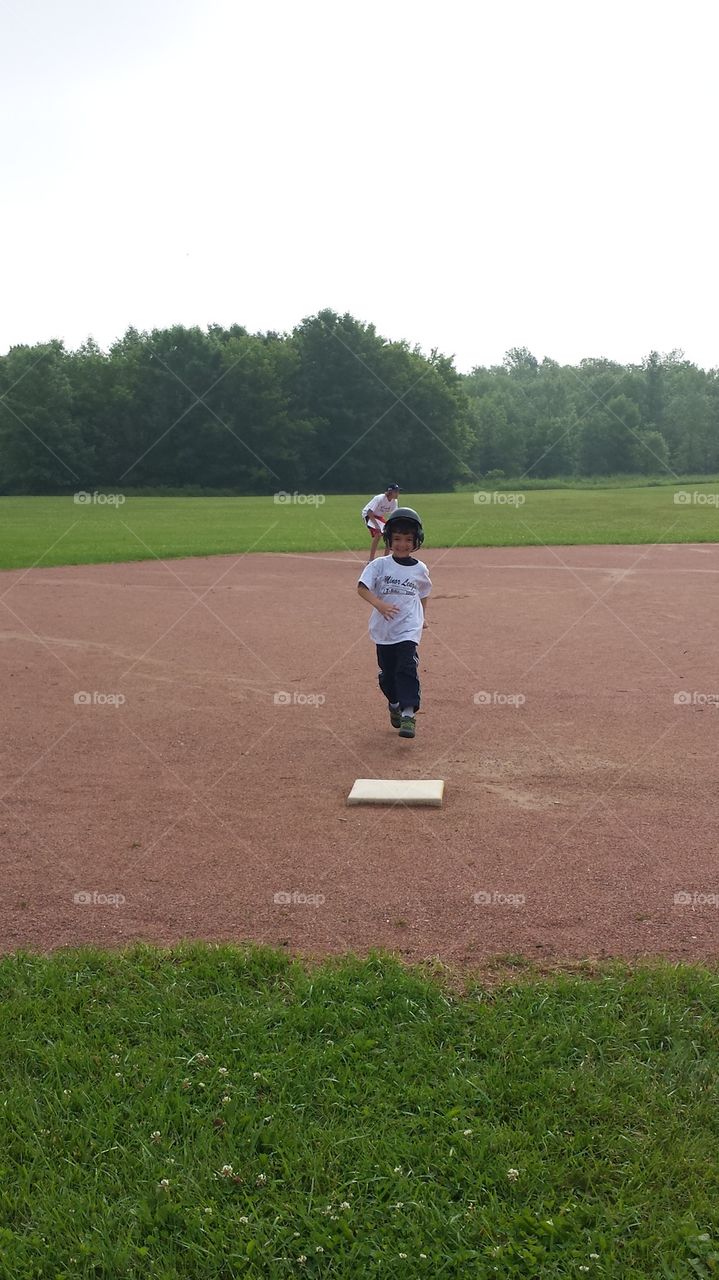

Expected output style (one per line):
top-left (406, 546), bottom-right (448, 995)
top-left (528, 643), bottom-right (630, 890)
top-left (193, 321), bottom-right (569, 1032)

top-left (389, 705), bottom-right (402, 729)
top-left (398, 715), bottom-right (416, 738)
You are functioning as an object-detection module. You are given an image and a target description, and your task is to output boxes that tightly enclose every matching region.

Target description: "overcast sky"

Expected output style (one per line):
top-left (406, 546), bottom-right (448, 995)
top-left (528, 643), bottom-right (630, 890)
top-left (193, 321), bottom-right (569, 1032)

top-left (2, 0), bottom-right (717, 371)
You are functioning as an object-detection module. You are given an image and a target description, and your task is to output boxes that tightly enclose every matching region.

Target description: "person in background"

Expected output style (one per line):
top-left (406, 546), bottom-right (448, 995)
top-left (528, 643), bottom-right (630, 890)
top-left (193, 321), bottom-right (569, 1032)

top-left (361, 483), bottom-right (400, 562)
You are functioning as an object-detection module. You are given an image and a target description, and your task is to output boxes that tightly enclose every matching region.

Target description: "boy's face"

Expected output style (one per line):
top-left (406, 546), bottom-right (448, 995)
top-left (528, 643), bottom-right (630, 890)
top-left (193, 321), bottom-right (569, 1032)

top-left (389, 530), bottom-right (415, 557)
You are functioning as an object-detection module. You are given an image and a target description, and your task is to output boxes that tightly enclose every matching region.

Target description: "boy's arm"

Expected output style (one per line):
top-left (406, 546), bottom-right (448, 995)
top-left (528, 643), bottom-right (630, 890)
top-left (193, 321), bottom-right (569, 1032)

top-left (420, 567), bottom-right (431, 628)
top-left (357, 583), bottom-right (399, 619)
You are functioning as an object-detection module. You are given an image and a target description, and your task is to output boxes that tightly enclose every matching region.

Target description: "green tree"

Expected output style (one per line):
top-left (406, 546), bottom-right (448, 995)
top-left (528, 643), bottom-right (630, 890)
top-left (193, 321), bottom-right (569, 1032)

top-left (523, 416), bottom-right (576, 477)
top-left (576, 395), bottom-right (640, 474)
top-left (116, 325), bottom-right (225, 488)
top-left (211, 333), bottom-right (316, 491)
top-left (290, 311), bottom-right (471, 491)
top-left (66, 337), bottom-right (123, 487)
top-left (642, 350), bottom-right (665, 430)
top-left (635, 429), bottom-right (670, 474)
top-left (0, 341), bottom-right (87, 493)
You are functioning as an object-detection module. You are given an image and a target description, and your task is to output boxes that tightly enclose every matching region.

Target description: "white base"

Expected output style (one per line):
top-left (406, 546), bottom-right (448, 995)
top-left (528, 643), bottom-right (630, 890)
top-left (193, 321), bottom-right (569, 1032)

top-left (347, 778), bottom-right (445, 807)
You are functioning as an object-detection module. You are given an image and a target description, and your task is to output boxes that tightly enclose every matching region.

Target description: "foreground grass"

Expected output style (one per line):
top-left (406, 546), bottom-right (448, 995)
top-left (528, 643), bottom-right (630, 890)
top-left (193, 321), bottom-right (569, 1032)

top-left (2, 484), bottom-right (719, 569)
top-left (1, 947), bottom-right (718, 1278)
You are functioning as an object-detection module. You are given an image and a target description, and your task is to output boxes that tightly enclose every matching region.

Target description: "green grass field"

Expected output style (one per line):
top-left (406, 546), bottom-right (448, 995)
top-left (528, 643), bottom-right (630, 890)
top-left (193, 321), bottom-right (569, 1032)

top-left (2, 484), bottom-right (719, 569)
top-left (1, 946), bottom-right (718, 1279)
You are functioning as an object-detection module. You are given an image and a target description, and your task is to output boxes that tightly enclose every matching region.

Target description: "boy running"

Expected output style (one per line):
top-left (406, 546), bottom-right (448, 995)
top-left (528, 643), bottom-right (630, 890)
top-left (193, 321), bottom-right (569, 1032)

top-left (357, 507), bottom-right (431, 739)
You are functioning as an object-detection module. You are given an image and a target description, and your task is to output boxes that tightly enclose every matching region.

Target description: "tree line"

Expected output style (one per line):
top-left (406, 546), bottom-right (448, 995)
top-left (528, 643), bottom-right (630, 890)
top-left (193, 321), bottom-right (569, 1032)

top-left (1, 310), bottom-right (717, 494)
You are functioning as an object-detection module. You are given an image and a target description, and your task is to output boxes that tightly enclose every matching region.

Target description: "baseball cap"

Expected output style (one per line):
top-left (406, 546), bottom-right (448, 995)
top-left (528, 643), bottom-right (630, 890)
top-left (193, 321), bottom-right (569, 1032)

top-left (386, 482), bottom-right (400, 491)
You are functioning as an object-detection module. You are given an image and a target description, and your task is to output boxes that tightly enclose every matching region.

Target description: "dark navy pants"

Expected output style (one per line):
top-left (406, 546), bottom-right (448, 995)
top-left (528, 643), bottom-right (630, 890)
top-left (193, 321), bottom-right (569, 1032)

top-left (376, 641), bottom-right (421, 713)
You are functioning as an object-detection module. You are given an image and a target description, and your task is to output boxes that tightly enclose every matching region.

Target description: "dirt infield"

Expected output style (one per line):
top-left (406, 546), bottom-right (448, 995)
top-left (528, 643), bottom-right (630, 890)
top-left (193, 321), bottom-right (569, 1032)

top-left (1, 542), bottom-right (718, 968)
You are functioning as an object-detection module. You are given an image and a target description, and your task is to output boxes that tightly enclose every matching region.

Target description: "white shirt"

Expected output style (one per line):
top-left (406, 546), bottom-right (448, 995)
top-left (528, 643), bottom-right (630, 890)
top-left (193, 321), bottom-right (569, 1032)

top-left (361, 492), bottom-right (398, 522)
top-left (359, 555), bottom-right (432, 645)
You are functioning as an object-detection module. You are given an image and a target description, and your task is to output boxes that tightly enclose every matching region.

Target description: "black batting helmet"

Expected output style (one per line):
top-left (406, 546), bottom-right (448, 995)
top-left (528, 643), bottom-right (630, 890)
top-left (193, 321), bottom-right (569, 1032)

top-left (382, 506), bottom-right (424, 549)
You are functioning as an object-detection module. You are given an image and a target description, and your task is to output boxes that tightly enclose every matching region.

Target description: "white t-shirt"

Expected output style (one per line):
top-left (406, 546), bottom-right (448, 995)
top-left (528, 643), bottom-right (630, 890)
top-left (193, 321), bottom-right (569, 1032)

top-left (361, 492), bottom-right (398, 524)
top-left (358, 555), bottom-right (432, 645)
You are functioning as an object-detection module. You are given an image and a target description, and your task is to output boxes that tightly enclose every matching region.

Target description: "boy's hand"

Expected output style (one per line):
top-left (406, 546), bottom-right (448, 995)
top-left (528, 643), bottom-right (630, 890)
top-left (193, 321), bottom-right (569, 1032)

top-left (377, 600), bottom-right (400, 620)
